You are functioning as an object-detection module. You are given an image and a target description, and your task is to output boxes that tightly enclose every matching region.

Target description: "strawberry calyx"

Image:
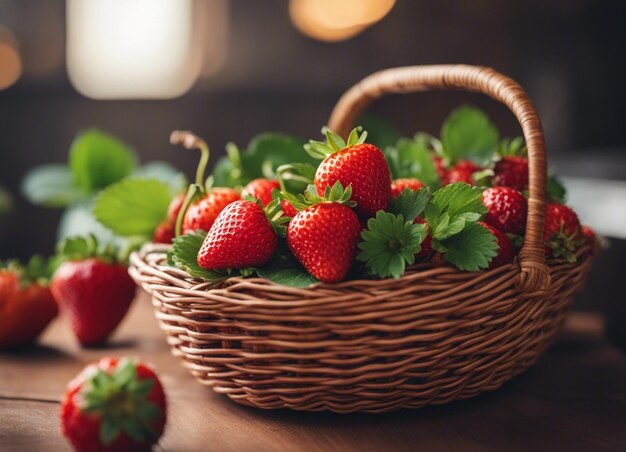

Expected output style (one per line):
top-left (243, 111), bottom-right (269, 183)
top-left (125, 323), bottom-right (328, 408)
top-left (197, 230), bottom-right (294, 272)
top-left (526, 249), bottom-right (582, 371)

top-left (546, 224), bottom-right (585, 263)
top-left (279, 181), bottom-right (356, 212)
top-left (56, 235), bottom-right (124, 265)
top-left (240, 195), bottom-right (291, 237)
top-left (304, 126), bottom-right (368, 160)
top-left (78, 358), bottom-right (162, 446)
top-left (0, 255), bottom-right (56, 288)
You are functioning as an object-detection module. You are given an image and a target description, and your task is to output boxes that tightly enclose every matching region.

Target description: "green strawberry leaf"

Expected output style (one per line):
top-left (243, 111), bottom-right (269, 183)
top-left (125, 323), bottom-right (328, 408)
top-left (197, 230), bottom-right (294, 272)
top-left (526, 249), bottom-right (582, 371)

top-left (357, 212), bottom-right (427, 279)
top-left (389, 187), bottom-right (430, 222)
top-left (21, 165), bottom-right (86, 208)
top-left (255, 266), bottom-right (318, 288)
top-left (384, 136), bottom-right (440, 190)
top-left (433, 222), bottom-right (498, 271)
top-left (70, 129), bottom-right (137, 191)
top-left (440, 106), bottom-right (499, 165)
top-left (131, 162), bottom-right (187, 194)
top-left (169, 231), bottom-right (226, 282)
top-left (425, 182), bottom-right (486, 231)
top-left (93, 178), bottom-right (172, 238)
top-left (548, 173), bottom-right (567, 203)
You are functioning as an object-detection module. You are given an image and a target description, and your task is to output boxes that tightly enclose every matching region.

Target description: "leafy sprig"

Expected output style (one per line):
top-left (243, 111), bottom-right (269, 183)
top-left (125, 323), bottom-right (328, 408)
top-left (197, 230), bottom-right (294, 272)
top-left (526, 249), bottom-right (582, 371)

top-left (304, 127), bottom-right (367, 160)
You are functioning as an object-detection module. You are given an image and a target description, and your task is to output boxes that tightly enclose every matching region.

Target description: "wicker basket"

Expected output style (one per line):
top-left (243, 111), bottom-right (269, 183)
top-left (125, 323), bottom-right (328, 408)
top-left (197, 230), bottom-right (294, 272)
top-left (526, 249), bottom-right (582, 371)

top-left (129, 65), bottom-right (595, 413)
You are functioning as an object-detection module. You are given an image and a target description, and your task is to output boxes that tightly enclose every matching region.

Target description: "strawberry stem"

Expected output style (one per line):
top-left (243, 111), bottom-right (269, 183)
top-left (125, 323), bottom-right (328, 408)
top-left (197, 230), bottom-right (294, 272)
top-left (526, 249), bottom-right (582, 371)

top-left (174, 184), bottom-right (201, 238)
top-left (170, 131), bottom-right (211, 188)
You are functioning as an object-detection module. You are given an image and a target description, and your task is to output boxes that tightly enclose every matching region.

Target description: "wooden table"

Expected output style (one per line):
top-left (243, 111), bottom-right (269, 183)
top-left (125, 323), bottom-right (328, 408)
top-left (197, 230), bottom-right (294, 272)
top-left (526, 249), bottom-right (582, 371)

top-left (2, 294), bottom-right (625, 452)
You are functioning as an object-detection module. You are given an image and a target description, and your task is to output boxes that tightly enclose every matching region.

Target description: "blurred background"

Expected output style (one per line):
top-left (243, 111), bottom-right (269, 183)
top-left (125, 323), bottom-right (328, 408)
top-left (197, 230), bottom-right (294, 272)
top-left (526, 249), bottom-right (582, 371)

top-left (0, 0), bottom-right (624, 316)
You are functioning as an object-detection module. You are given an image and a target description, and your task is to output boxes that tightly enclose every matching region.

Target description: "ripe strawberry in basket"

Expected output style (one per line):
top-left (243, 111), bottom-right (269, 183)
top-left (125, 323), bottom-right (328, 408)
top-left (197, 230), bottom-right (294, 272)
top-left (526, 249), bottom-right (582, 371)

top-left (242, 178), bottom-right (280, 207)
top-left (446, 160), bottom-right (480, 185)
top-left (152, 193), bottom-right (185, 244)
top-left (0, 256), bottom-right (57, 349)
top-left (169, 131), bottom-right (240, 236)
top-left (51, 236), bottom-right (136, 346)
top-left (197, 199), bottom-right (288, 270)
top-left (61, 357), bottom-right (166, 452)
top-left (283, 182), bottom-right (361, 283)
top-left (478, 222), bottom-right (515, 268)
top-left (482, 186), bottom-right (527, 234)
top-left (493, 156), bottom-right (529, 191)
top-left (543, 203), bottom-right (582, 262)
top-left (305, 127), bottom-right (391, 218)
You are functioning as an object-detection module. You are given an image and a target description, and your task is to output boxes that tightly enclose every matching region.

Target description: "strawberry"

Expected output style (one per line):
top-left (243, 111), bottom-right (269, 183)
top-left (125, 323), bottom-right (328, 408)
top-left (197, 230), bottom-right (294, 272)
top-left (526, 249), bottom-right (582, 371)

top-left (306, 127), bottom-right (391, 218)
top-left (446, 160), bottom-right (480, 185)
top-left (197, 200), bottom-right (283, 270)
top-left (152, 221), bottom-right (175, 244)
top-left (169, 131), bottom-right (241, 236)
top-left (61, 357), bottom-right (166, 452)
top-left (51, 236), bottom-right (136, 346)
top-left (285, 183), bottom-right (361, 283)
top-left (581, 225), bottom-right (596, 245)
top-left (281, 199), bottom-right (298, 217)
top-left (478, 222), bottom-right (515, 268)
top-left (242, 178), bottom-right (280, 207)
top-left (482, 186), bottom-right (527, 234)
top-left (493, 156), bottom-right (529, 191)
top-left (182, 188), bottom-right (240, 234)
top-left (0, 257), bottom-right (57, 349)
top-left (543, 203), bottom-right (582, 261)
top-left (391, 178), bottom-right (425, 198)
top-left (414, 216), bottom-right (432, 260)
top-left (166, 193), bottom-right (185, 222)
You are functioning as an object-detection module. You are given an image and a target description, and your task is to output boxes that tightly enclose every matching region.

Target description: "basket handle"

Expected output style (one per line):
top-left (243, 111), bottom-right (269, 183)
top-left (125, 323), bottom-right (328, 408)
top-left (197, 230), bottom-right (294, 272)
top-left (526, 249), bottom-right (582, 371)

top-left (327, 65), bottom-right (550, 293)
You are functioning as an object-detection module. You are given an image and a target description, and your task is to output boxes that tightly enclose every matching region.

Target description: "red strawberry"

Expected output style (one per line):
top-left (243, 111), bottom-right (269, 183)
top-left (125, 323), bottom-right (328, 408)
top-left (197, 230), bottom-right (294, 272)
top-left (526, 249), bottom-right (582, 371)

top-left (482, 186), bottom-right (527, 234)
top-left (281, 199), bottom-right (298, 217)
top-left (446, 160), bottom-right (480, 185)
top-left (493, 156), bottom-right (529, 191)
top-left (0, 258), bottom-right (57, 349)
top-left (308, 128), bottom-right (391, 218)
top-left (242, 179), bottom-right (280, 207)
top-left (479, 222), bottom-right (515, 268)
top-left (414, 216), bottom-right (432, 260)
top-left (287, 202), bottom-right (361, 283)
top-left (581, 225), bottom-right (596, 245)
top-left (182, 188), bottom-right (240, 235)
top-left (197, 200), bottom-right (278, 269)
top-left (391, 178), bottom-right (425, 198)
top-left (433, 155), bottom-right (448, 185)
top-left (61, 357), bottom-right (166, 452)
top-left (152, 221), bottom-right (175, 244)
top-left (166, 193), bottom-right (186, 223)
top-left (543, 203), bottom-right (582, 260)
top-left (51, 237), bottom-right (136, 346)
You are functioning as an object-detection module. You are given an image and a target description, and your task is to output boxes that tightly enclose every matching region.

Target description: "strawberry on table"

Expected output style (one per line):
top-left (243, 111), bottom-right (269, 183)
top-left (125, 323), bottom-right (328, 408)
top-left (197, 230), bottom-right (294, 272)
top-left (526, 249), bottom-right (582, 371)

top-left (51, 236), bottom-right (136, 346)
top-left (242, 178), bottom-right (280, 207)
top-left (391, 178), bottom-right (425, 198)
top-left (197, 199), bottom-right (287, 270)
top-left (0, 256), bottom-right (57, 349)
top-left (482, 186), bottom-right (527, 234)
top-left (61, 357), bottom-right (166, 452)
top-left (305, 127), bottom-right (391, 219)
top-left (285, 182), bottom-right (361, 283)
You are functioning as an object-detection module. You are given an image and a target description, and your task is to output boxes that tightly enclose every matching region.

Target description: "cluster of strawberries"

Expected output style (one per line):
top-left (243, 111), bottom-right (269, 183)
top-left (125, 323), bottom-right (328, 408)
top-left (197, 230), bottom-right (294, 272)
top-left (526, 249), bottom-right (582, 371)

top-left (159, 123), bottom-right (594, 285)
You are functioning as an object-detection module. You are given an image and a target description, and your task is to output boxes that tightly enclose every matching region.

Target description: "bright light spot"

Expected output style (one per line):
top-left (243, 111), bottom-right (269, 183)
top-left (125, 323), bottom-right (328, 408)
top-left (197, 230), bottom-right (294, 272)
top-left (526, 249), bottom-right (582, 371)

top-left (66, 0), bottom-right (201, 99)
top-left (290, 0), bottom-right (395, 42)
top-left (0, 27), bottom-right (22, 90)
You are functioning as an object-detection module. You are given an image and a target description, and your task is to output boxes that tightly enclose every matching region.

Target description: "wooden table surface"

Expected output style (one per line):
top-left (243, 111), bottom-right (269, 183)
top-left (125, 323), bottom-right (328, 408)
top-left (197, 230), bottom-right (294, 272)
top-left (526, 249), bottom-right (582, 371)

top-left (1, 293), bottom-right (625, 452)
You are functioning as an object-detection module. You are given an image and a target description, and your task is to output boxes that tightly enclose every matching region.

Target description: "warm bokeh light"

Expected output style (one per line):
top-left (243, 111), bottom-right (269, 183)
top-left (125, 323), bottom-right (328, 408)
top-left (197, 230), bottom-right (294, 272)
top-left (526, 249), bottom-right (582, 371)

top-left (66, 0), bottom-right (201, 99)
top-left (289, 0), bottom-right (395, 42)
top-left (0, 27), bottom-right (22, 90)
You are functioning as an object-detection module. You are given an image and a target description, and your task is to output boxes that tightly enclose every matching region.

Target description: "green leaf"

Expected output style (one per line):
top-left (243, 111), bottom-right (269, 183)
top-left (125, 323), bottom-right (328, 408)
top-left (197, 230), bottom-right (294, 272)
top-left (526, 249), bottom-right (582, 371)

top-left (113, 359), bottom-right (137, 387)
top-left (436, 222), bottom-right (498, 271)
top-left (100, 417), bottom-right (122, 445)
top-left (427, 182), bottom-right (486, 225)
top-left (21, 165), bottom-right (85, 208)
top-left (384, 137), bottom-right (440, 190)
top-left (357, 212), bottom-right (427, 279)
top-left (136, 401), bottom-right (162, 422)
top-left (255, 266), bottom-right (318, 288)
top-left (389, 187), bottom-right (430, 222)
top-left (440, 106), bottom-right (499, 165)
top-left (93, 178), bottom-right (172, 237)
top-left (132, 162), bottom-right (187, 194)
top-left (70, 129), bottom-right (137, 191)
top-left (169, 231), bottom-right (226, 281)
top-left (548, 174), bottom-right (567, 203)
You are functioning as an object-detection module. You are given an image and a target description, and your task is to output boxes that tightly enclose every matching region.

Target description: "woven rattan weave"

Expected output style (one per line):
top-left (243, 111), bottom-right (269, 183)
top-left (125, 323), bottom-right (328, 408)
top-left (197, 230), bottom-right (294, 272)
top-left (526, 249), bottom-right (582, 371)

top-left (129, 65), bottom-right (595, 413)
